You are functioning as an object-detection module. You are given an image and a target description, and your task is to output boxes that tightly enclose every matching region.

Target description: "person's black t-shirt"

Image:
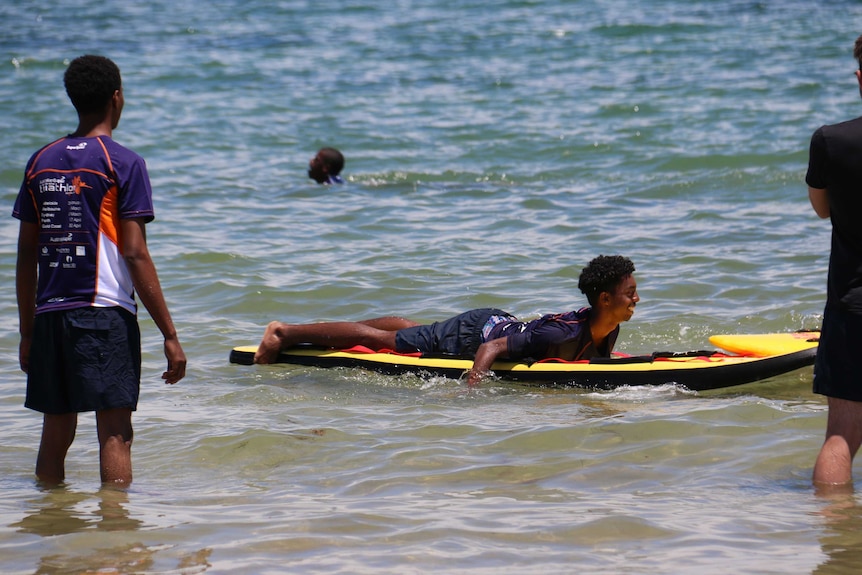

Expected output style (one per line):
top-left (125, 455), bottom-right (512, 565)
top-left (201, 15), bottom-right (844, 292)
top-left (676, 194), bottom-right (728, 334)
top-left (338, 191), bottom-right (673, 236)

top-left (806, 117), bottom-right (862, 313)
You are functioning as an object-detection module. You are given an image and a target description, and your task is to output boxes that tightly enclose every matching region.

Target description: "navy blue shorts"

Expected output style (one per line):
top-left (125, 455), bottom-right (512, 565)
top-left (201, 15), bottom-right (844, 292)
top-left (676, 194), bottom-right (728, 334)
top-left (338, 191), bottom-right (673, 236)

top-left (394, 308), bottom-right (513, 357)
top-left (26, 307), bottom-right (141, 414)
top-left (813, 305), bottom-right (862, 402)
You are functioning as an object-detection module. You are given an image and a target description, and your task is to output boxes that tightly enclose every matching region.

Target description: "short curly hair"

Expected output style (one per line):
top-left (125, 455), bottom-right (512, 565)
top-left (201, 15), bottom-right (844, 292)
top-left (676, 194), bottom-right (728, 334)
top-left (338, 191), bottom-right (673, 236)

top-left (577, 255), bottom-right (636, 306)
top-left (319, 147), bottom-right (345, 175)
top-left (64, 55), bottom-right (122, 115)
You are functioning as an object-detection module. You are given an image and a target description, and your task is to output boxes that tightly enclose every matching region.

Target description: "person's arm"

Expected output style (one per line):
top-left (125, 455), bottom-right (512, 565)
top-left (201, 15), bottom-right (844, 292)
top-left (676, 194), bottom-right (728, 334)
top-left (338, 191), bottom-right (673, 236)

top-left (809, 187), bottom-right (830, 219)
top-left (467, 337), bottom-right (509, 385)
top-left (16, 220), bottom-right (39, 373)
top-left (120, 218), bottom-right (187, 384)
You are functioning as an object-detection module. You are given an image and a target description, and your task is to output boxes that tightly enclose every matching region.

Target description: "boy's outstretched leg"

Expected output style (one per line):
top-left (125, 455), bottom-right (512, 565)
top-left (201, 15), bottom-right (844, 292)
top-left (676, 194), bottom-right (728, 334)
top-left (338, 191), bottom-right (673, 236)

top-left (254, 320), bottom-right (403, 364)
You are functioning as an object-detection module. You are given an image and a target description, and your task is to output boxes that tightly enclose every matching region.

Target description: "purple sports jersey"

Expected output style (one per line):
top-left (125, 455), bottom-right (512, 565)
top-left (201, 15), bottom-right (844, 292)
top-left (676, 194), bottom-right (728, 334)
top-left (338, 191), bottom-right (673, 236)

top-left (13, 136), bottom-right (155, 315)
top-left (489, 307), bottom-right (618, 361)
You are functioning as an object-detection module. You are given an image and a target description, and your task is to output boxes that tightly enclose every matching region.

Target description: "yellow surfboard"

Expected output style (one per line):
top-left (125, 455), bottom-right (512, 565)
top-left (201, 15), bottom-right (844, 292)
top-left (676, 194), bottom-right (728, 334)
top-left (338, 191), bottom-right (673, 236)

top-left (231, 331), bottom-right (819, 391)
top-left (708, 331), bottom-right (819, 357)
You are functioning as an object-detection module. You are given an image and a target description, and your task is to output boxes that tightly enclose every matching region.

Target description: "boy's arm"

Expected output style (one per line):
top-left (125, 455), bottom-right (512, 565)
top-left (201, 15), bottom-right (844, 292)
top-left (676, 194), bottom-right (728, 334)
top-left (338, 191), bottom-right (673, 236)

top-left (16, 220), bottom-right (39, 373)
top-left (808, 187), bottom-right (830, 219)
top-left (120, 218), bottom-right (187, 384)
top-left (468, 337), bottom-right (509, 385)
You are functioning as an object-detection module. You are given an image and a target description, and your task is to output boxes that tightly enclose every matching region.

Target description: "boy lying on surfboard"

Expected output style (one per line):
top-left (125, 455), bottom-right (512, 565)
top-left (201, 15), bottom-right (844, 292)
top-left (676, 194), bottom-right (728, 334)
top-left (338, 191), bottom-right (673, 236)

top-left (254, 255), bottom-right (639, 385)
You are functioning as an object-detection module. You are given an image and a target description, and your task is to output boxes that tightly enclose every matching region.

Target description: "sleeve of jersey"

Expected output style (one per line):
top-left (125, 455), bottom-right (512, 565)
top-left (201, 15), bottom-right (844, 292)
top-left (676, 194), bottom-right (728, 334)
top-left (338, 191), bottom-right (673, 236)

top-left (12, 157), bottom-right (38, 222)
top-left (805, 127), bottom-right (828, 189)
top-left (12, 181), bottom-right (37, 222)
top-left (117, 156), bottom-right (155, 222)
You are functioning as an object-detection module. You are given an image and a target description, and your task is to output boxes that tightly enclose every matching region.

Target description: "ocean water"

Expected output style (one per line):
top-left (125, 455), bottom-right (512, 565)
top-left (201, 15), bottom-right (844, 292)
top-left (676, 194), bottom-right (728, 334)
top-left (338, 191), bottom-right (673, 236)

top-left (2, 0), bottom-right (862, 573)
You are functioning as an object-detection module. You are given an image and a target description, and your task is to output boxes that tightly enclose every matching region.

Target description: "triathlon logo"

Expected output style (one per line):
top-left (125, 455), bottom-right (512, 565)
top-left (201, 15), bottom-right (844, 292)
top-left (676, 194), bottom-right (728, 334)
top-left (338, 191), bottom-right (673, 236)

top-left (39, 175), bottom-right (92, 195)
top-left (71, 175), bottom-right (91, 195)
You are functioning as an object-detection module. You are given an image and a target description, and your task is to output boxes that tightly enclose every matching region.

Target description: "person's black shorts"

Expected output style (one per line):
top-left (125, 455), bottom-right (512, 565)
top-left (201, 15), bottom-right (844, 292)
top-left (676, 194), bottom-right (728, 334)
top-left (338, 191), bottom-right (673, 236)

top-left (813, 305), bottom-right (862, 402)
top-left (26, 307), bottom-right (141, 414)
top-left (394, 308), bottom-right (513, 357)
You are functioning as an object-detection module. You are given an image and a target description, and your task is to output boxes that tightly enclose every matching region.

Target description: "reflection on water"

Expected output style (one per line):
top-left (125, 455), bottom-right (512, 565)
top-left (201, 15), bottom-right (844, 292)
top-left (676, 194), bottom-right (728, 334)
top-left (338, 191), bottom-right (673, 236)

top-left (12, 486), bottom-right (212, 574)
top-left (13, 485), bottom-right (143, 536)
top-left (34, 545), bottom-right (211, 575)
top-left (813, 489), bottom-right (862, 575)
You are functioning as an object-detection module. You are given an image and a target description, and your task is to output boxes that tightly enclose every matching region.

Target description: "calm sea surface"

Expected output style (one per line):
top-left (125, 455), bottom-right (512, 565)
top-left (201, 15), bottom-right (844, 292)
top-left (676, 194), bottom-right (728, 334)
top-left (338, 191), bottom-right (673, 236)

top-left (3, 1), bottom-right (862, 573)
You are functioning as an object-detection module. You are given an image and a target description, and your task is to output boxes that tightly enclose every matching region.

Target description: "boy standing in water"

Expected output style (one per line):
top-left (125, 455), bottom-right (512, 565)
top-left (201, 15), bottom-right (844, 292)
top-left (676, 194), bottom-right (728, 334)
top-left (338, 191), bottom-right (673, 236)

top-left (807, 34), bottom-right (862, 488)
top-left (14, 55), bottom-right (186, 485)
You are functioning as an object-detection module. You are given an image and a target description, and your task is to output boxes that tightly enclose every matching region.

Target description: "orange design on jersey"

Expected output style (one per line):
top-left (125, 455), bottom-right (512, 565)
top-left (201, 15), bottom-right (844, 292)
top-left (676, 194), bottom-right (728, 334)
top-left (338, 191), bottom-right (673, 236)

top-left (99, 185), bottom-right (121, 249)
top-left (71, 175), bottom-right (91, 195)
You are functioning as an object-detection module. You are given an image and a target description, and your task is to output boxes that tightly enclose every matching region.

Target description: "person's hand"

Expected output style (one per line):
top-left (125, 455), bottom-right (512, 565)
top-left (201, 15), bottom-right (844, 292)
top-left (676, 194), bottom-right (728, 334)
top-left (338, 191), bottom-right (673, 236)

top-left (19, 335), bottom-right (32, 373)
top-left (162, 337), bottom-right (187, 384)
top-left (466, 368), bottom-right (490, 386)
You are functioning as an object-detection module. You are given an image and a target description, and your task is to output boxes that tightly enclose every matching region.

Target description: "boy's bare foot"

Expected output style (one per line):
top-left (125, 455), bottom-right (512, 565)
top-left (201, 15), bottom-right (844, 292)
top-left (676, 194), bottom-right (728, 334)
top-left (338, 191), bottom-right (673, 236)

top-left (254, 321), bottom-right (285, 364)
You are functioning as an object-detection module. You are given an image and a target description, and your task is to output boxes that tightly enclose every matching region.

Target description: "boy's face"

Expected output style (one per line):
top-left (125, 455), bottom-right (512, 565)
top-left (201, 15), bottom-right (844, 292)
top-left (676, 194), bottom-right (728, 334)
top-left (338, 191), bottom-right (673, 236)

top-left (606, 274), bottom-right (639, 323)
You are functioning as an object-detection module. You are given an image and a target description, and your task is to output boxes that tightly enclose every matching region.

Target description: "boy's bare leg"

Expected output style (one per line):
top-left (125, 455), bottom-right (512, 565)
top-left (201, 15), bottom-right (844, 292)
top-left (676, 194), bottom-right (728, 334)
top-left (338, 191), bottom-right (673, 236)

top-left (813, 397), bottom-right (862, 486)
top-left (35, 412), bottom-right (77, 485)
top-left (358, 316), bottom-right (421, 330)
top-left (254, 321), bottom-right (403, 364)
top-left (96, 408), bottom-right (133, 486)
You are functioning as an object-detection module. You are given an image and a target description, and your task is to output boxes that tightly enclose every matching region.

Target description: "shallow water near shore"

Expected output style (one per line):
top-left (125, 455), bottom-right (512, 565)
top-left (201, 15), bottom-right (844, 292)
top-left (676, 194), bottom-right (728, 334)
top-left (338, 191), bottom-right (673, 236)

top-left (2, 0), bottom-right (862, 573)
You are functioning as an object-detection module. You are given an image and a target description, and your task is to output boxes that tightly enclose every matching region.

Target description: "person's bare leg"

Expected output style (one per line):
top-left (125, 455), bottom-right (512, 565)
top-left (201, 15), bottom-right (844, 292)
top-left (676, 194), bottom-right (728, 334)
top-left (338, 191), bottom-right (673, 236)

top-left (35, 413), bottom-right (77, 485)
top-left (254, 321), bottom-right (401, 364)
top-left (813, 397), bottom-right (862, 486)
top-left (358, 316), bottom-right (420, 330)
top-left (96, 408), bottom-right (133, 486)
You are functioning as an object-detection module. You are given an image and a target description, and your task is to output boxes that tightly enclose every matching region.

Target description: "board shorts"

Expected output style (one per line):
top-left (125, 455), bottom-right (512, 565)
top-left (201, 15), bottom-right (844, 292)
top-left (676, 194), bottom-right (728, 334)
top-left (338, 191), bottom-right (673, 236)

top-left (26, 306), bottom-right (142, 414)
top-left (394, 308), bottom-right (516, 357)
top-left (813, 305), bottom-right (862, 402)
